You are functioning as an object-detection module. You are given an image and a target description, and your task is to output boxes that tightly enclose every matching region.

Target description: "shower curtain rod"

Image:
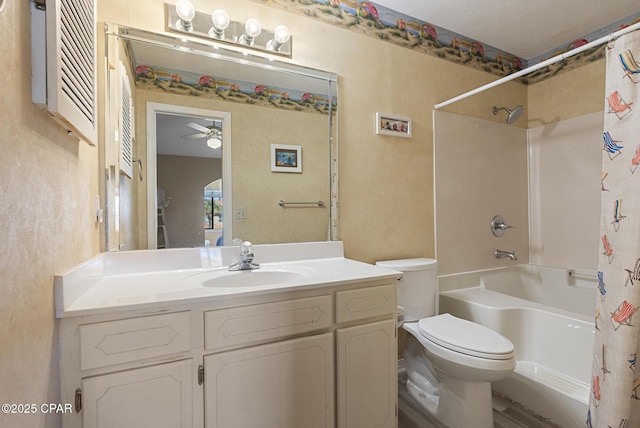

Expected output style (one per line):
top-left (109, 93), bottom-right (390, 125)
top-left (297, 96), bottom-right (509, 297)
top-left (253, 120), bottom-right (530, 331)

top-left (434, 21), bottom-right (640, 110)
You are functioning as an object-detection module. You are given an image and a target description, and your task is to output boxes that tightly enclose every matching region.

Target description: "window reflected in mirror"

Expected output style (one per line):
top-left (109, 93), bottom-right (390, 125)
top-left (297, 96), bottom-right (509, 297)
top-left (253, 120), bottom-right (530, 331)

top-left (205, 179), bottom-right (224, 247)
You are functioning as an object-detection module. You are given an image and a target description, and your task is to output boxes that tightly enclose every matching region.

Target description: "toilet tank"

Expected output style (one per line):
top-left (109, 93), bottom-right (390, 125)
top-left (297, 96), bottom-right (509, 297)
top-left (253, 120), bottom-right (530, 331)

top-left (375, 258), bottom-right (438, 322)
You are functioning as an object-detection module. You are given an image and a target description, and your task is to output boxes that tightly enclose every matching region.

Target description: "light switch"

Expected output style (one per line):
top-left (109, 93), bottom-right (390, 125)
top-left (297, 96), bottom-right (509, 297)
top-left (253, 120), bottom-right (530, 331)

top-left (234, 208), bottom-right (247, 219)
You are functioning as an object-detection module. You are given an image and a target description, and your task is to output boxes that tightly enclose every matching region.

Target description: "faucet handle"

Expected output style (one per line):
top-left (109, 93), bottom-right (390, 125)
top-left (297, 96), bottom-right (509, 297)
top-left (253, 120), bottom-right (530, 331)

top-left (491, 215), bottom-right (515, 237)
top-left (240, 241), bottom-right (253, 255)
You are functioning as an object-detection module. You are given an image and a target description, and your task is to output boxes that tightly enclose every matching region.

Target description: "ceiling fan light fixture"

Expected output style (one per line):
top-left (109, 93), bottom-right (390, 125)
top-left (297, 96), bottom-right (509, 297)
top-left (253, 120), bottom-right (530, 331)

top-left (207, 138), bottom-right (222, 149)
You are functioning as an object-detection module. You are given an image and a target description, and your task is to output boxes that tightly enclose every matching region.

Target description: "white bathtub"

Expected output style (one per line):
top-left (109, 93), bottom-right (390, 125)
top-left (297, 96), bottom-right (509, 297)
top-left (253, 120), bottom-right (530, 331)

top-left (438, 265), bottom-right (596, 428)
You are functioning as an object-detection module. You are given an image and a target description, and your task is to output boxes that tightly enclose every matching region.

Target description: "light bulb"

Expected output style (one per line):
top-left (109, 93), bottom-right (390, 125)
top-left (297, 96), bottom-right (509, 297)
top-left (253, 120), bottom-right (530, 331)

top-left (212, 9), bottom-right (229, 29)
top-left (239, 18), bottom-right (262, 45)
top-left (273, 25), bottom-right (290, 44)
top-left (267, 24), bottom-right (290, 52)
top-left (245, 18), bottom-right (262, 38)
top-left (209, 9), bottom-right (229, 39)
top-left (175, 0), bottom-right (195, 31)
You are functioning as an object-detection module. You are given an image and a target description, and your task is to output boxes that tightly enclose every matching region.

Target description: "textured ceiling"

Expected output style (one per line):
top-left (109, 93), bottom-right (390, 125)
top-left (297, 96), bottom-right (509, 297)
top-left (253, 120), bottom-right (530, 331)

top-left (374, 0), bottom-right (640, 59)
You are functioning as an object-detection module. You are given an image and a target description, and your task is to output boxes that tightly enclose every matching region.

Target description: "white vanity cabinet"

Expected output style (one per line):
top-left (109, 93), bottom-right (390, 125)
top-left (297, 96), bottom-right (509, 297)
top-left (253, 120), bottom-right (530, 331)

top-left (59, 279), bottom-right (397, 428)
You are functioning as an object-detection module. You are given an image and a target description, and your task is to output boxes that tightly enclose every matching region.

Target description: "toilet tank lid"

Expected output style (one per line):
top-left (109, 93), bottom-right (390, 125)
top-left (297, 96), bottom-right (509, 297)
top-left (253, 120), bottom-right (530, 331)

top-left (375, 258), bottom-right (437, 272)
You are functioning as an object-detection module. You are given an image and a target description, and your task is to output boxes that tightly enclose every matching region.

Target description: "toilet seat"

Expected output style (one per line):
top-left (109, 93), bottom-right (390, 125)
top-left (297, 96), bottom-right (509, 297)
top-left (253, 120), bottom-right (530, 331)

top-left (418, 313), bottom-right (514, 360)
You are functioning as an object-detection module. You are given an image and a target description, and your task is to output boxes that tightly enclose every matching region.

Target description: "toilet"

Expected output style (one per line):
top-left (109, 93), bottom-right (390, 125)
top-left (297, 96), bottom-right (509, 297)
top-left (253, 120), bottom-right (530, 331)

top-left (375, 258), bottom-right (515, 428)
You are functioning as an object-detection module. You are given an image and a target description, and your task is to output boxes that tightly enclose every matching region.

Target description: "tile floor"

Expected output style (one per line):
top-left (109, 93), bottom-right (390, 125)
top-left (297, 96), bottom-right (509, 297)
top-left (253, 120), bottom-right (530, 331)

top-left (397, 370), bottom-right (562, 428)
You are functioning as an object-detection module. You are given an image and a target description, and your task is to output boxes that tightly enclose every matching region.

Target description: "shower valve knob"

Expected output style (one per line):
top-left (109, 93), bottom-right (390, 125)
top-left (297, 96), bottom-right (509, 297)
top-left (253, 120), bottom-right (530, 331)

top-left (491, 215), bottom-right (514, 237)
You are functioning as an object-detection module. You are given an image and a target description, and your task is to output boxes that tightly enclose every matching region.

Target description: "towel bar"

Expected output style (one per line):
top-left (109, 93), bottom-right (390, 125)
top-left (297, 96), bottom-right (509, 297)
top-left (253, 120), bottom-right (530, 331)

top-left (278, 200), bottom-right (324, 207)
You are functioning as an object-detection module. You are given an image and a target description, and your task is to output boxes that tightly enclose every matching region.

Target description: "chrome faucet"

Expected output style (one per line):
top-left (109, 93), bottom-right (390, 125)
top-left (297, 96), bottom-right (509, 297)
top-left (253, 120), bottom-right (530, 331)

top-left (229, 240), bottom-right (260, 271)
top-left (495, 249), bottom-right (517, 261)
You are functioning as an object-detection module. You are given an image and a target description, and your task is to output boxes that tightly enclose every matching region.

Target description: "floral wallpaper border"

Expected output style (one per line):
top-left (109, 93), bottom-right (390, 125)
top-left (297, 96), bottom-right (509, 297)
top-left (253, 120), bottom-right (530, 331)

top-left (252, 0), bottom-right (640, 84)
top-left (134, 64), bottom-right (335, 115)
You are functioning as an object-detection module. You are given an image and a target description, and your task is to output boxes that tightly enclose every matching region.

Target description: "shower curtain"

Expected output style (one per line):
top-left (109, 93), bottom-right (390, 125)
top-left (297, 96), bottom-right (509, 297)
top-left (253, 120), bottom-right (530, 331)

top-left (589, 30), bottom-right (640, 428)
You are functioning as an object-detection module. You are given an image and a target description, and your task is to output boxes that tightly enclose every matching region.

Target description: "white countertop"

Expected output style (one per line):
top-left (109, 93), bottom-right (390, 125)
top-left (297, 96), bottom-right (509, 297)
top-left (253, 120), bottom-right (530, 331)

top-left (55, 242), bottom-right (400, 318)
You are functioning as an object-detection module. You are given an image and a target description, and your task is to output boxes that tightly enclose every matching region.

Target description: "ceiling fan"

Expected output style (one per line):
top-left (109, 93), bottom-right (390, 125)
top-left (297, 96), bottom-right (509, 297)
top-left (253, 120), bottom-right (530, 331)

top-left (181, 121), bottom-right (223, 149)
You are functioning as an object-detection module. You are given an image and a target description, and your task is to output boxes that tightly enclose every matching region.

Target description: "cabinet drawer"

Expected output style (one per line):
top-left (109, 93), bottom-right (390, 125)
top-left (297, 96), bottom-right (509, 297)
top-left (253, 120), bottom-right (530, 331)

top-left (335, 284), bottom-right (396, 323)
top-left (205, 295), bottom-right (332, 351)
top-left (79, 311), bottom-right (190, 370)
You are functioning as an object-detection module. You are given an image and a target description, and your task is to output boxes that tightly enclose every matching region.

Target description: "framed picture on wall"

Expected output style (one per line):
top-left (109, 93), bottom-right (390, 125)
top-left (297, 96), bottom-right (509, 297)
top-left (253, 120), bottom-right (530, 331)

top-left (376, 112), bottom-right (412, 138)
top-left (271, 144), bottom-right (302, 173)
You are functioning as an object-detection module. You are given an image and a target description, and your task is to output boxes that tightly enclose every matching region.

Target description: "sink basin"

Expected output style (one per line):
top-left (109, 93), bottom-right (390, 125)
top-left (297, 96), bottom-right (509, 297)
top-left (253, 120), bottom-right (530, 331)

top-left (185, 267), bottom-right (315, 288)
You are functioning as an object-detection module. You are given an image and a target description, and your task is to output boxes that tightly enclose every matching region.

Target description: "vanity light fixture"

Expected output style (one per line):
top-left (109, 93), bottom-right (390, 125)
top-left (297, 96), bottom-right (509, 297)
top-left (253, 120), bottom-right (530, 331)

top-left (175, 0), bottom-right (196, 31)
top-left (166, 2), bottom-right (293, 57)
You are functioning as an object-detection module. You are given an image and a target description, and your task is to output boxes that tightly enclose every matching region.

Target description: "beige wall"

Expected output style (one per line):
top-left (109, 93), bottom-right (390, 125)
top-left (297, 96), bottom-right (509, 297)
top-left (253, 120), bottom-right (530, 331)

top-left (232, 105), bottom-right (330, 244)
top-left (158, 155), bottom-right (222, 248)
top-left (527, 60), bottom-right (606, 126)
top-left (0, 2), bottom-right (100, 427)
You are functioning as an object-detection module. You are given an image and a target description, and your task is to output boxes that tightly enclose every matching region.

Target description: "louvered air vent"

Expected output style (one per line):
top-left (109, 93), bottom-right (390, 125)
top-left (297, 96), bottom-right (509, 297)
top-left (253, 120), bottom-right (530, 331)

top-left (119, 61), bottom-right (134, 178)
top-left (31, 0), bottom-right (97, 145)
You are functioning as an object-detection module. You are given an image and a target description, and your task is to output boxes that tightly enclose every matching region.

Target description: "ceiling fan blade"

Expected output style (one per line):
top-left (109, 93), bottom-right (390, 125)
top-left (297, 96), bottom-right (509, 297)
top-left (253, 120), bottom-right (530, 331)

top-left (187, 122), bottom-right (211, 133)
top-left (181, 133), bottom-right (208, 139)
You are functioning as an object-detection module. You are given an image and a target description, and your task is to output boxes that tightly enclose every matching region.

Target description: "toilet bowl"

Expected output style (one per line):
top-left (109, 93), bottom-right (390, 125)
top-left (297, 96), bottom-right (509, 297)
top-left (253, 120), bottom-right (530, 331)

top-left (375, 259), bottom-right (516, 428)
top-left (404, 314), bottom-right (515, 428)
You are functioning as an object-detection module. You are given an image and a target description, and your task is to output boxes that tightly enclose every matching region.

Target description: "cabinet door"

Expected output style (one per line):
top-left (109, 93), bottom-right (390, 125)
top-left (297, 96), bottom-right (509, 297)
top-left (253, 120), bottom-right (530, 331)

top-left (205, 333), bottom-right (334, 428)
top-left (336, 319), bottom-right (397, 428)
top-left (82, 359), bottom-right (193, 428)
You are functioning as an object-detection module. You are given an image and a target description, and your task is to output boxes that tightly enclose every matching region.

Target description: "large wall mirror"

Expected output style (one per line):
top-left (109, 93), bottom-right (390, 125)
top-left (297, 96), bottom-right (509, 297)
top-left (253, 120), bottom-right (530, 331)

top-left (103, 24), bottom-right (338, 251)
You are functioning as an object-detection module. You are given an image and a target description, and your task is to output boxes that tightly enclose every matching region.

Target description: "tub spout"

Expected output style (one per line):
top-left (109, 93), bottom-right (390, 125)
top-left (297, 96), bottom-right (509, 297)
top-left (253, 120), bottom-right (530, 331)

top-left (495, 249), bottom-right (517, 261)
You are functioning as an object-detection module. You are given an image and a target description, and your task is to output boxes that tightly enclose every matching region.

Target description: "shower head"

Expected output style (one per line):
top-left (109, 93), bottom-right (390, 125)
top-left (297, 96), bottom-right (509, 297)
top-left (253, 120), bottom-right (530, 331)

top-left (492, 105), bottom-right (524, 124)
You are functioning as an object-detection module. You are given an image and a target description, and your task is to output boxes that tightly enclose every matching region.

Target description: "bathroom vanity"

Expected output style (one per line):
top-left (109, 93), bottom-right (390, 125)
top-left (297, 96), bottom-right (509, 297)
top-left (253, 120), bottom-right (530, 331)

top-left (55, 242), bottom-right (398, 428)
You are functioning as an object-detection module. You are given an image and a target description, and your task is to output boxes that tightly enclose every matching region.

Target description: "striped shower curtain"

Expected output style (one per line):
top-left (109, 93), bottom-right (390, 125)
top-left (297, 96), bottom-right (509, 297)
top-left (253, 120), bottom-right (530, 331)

top-left (589, 30), bottom-right (640, 427)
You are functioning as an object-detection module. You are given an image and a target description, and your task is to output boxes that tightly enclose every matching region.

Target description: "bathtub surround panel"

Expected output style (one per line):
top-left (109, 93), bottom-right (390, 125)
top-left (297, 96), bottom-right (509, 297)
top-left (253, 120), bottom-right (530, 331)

top-left (590, 30), bottom-right (640, 427)
top-left (528, 112), bottom-right (603, 270)
top-left (434, 111), bottom-right (529, 275)
top-left (435, 107), bottom-right (605, 277)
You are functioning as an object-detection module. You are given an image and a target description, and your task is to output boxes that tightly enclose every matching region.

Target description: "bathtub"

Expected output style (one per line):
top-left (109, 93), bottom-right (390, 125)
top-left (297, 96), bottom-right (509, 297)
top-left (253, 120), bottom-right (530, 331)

top-left (438, 265), bottom-right (596, 428)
